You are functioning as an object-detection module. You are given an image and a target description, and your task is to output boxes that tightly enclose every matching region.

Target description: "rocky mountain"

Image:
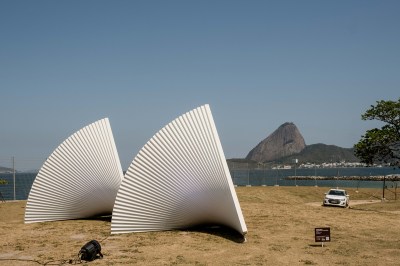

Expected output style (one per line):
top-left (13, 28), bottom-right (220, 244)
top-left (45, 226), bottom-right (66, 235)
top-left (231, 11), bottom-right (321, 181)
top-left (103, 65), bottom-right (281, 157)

top-left (246, 122), bottom-right (306, 162)
top-left (245, 122), bottom-right (358, 164)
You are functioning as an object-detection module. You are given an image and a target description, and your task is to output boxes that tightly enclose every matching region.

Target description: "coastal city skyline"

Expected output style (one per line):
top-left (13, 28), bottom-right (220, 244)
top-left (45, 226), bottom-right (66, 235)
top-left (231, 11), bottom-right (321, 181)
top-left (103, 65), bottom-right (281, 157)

top-left (1, 1), bottom-right (399, 171)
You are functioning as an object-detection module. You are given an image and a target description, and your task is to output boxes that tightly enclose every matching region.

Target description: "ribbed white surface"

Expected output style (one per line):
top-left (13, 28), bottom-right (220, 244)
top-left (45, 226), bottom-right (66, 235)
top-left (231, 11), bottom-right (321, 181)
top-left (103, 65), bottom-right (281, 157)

top-left (111, 105), bottom-right (247, 235)
top-left (25, 118), bottom-right (123, 223)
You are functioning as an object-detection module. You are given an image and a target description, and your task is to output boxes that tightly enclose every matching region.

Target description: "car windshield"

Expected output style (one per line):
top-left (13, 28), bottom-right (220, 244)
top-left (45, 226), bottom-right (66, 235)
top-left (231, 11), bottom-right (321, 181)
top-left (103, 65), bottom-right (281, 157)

top-left (328, 190), bottom-right (345, 196)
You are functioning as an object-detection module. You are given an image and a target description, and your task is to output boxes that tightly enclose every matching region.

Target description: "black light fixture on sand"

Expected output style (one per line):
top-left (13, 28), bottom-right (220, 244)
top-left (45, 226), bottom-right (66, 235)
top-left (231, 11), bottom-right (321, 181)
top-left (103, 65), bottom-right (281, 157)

top-left (78, 240), bottom-right (103, 262)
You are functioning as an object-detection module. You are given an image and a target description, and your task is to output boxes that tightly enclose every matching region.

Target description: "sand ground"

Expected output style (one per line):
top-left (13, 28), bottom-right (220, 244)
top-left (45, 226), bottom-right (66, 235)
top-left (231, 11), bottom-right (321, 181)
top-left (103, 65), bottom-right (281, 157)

top-left (1, 186), bottom-right (399, 265)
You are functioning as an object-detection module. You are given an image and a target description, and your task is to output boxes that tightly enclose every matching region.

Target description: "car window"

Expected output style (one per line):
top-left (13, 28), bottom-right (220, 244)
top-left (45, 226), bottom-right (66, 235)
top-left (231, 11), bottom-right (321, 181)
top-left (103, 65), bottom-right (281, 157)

top-left (328, 190), bottom-right (345, 196)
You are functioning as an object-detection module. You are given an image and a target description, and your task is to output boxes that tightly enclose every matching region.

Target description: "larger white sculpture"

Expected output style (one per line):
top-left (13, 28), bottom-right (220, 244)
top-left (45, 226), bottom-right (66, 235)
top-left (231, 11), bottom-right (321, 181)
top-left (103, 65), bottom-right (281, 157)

top-left (25, 118), bottom-right (123, 223)
top-left (111, 105), bottom-right (247, 235)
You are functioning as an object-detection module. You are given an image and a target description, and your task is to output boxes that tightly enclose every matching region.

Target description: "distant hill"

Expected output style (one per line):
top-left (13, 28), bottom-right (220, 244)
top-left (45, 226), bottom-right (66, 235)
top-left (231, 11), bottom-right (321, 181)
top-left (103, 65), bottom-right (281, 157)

top-left (274, 143), bottom-right (358, 164)
top-left (0, 166), bottom-right (13, 173)
top-left (243, 122), bottom-right (358, 165)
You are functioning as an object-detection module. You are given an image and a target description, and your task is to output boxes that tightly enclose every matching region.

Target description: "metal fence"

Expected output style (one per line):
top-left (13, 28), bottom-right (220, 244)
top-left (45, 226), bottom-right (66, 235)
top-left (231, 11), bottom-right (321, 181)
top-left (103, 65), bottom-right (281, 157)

top-left (228, 162), bottom-right (400, 200)
top-left (0, 173), bottom-right (36, 201)
top-left (1, 158), bottom-right (400, 201)
top-left (0, 156), bottom-right (45, 201)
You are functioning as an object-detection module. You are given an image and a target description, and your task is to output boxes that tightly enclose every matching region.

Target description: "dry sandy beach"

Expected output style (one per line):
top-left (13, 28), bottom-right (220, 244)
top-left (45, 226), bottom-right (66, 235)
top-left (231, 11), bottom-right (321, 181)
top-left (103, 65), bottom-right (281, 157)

top-left (1, 186), bottom-right (399, 265)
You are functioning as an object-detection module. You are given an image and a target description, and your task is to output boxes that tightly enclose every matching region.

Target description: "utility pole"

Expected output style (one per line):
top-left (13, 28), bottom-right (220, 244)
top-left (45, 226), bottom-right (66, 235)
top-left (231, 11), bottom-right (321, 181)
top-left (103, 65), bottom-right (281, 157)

top-left (293, 159), bottom-right (298, 186)
top-left (382, 175), bottom-right (386, 200)
top-left (246, 163), bottom-right (250, 187)
top-left (13, 156), bottom-right (16, 201)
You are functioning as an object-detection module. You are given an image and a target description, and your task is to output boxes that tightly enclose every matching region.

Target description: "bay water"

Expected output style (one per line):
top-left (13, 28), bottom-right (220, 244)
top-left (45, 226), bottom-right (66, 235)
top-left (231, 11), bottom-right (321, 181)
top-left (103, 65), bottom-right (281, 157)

top-left (1, 167), bottom-right (400, 200)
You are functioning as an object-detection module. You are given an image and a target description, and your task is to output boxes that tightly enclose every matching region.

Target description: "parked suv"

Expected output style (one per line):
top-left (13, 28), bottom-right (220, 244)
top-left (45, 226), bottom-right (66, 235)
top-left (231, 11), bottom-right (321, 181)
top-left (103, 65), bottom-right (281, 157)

top-left (323, 189), bottom-right (349, 208)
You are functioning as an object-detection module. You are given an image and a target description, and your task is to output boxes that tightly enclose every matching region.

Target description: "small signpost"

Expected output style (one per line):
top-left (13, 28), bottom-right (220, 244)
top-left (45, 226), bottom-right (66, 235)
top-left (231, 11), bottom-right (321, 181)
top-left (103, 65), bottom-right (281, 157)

top-left (315, 227), bottom-right (330, 247)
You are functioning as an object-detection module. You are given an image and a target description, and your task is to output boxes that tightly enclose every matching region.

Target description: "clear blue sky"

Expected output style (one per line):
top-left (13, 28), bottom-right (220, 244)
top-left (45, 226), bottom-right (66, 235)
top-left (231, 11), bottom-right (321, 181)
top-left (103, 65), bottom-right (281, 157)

top-left (1, 0), bottom-right (399, 171)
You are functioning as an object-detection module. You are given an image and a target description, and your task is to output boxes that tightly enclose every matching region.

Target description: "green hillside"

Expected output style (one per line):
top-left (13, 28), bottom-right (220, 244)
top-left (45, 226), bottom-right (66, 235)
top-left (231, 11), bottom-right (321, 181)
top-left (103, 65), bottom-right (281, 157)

top-left (275, 143), bottom-right (358, 164)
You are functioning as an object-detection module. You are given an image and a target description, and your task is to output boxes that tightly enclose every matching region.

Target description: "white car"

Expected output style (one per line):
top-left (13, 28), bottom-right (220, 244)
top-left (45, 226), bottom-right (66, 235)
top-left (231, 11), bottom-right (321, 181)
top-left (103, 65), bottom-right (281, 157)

top-left (323, 189), bottom-right (349, 208)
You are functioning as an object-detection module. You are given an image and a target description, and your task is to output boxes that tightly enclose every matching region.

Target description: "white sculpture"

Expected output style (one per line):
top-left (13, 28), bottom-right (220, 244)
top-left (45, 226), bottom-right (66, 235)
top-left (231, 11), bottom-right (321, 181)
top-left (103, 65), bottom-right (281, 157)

top-left (25, 118), bottom-right (123, 223)
top-left (111, 105), bottom-right (247, 236)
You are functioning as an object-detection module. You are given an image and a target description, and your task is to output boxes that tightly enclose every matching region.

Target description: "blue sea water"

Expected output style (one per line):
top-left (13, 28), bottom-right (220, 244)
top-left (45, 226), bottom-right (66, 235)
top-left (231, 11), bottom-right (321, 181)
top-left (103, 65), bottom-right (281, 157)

top-left (0, 173), bottom-right (36, 200)
top-left (231, 167), bottom-right (400, 188)
top-left (0, 167), bottom-right (399, 200)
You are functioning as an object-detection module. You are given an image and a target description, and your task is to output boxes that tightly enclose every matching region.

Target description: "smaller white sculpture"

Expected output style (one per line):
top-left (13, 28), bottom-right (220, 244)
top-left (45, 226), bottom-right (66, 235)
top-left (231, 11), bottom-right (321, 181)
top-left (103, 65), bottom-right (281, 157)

top-left (25, 118), bottom-right (123, 223)
top-left (111, 105), bottom-right (247, 236)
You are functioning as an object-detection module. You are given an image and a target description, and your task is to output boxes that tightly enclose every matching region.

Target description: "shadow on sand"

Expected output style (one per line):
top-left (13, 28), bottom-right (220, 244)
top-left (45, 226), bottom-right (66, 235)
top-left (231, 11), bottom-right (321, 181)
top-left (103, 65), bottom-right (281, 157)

top-left (78, 217), bottom-right (245, 243)
top-left (82, 215), bottom-right (112, 222)
top-left (186, 225), bottom-right (246, 243)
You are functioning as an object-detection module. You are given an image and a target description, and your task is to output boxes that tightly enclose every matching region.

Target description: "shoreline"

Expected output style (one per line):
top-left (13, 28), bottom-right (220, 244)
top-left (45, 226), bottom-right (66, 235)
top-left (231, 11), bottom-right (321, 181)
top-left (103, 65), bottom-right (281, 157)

top-left (285, 174), bottom-right (400, 181)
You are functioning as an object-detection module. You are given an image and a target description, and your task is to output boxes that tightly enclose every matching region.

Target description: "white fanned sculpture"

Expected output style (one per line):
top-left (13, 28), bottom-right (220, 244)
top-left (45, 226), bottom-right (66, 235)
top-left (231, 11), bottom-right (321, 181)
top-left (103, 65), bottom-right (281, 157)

top-left (111, 104), bottom-right (247, 236)
top-left (25, 118), bottom-right (123, 223)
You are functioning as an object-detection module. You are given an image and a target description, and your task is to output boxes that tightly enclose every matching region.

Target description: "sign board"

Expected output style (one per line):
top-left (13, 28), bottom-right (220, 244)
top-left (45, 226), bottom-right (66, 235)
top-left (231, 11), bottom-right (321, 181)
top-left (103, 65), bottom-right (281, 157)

top-left (315, 227), bottom-right (330, 243)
